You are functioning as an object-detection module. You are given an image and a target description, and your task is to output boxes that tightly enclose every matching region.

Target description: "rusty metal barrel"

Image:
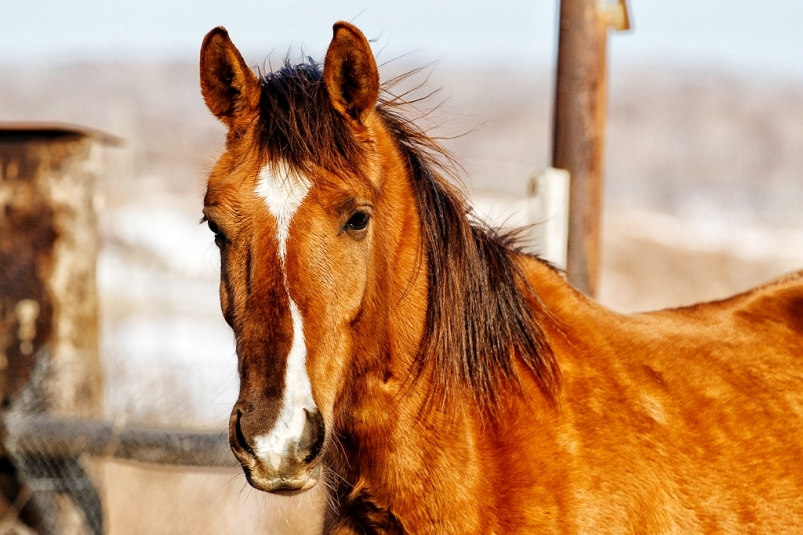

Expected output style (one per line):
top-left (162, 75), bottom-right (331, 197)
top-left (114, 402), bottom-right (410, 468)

top-left (0, 123), bottom-right (117, 535)
top-left (0, 123), bottom-right (237, 535)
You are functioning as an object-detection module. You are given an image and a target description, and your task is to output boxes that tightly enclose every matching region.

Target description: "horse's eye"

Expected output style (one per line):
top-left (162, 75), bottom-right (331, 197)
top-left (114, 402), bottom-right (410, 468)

top-left (207, 219), bottom-right (226, 244)
top-left (345, 211), bottom-right (370, 231)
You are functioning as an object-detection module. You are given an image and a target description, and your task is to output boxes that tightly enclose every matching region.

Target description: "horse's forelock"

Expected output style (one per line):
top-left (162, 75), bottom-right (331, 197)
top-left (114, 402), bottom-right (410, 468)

top-left (254, 59), bottom-right (366, 181)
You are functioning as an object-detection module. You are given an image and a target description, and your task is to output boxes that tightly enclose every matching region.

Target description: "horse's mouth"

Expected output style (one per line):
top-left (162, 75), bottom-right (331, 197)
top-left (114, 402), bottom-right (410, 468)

top-left (243, 462), bottom-right (322, 495)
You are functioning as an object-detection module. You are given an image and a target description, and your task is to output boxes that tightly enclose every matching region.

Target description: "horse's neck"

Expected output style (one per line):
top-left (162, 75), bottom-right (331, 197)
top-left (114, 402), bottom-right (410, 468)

top-left (516, 253), bottom-right (610, 358)
top-left (519, 255), bottom-right (598, 317)
top-left (346, 244), bottom-right (589, 434)
top-left (330, 252), bottom-right (578, 531)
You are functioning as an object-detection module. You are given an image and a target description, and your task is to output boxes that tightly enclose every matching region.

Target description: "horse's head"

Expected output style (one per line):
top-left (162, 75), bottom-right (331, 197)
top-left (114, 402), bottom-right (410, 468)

top-left (200, 22), bottom-right (417, 493)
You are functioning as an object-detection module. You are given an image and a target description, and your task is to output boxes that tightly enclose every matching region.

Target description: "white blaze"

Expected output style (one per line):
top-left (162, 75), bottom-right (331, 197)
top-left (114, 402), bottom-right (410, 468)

top-left (254, 300), bottom-right (315, 469)
top-left (255, 163), bottom-right (312, 261)
top-left (253, 163), bottom-right (317, 469)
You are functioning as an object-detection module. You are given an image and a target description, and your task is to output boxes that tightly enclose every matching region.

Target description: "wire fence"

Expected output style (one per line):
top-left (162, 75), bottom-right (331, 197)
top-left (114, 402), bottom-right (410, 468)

top-left (1, 355), bottom-right (322, 535)
top-left (4, 414), bottom-right (232, 535)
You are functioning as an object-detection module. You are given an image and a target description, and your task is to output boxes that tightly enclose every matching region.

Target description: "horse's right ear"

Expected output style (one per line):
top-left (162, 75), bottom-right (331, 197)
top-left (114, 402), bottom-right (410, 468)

top-left (200, 27), bottom-right (260, 129)
top-left (323, 22), bottom-right (380, 125)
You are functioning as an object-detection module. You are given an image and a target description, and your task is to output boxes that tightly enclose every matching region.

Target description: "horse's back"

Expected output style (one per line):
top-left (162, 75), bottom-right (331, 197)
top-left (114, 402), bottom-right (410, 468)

top-left (630, 269), bottom-right (803, 426)
top-left (719, 269), bottom-right (803, 337)
top-left (671, 269), bottom-right (803, 328)
top-left (658, 269), bottom-right (803, 368)
top-left (547, 269), bottom-right (803, 533)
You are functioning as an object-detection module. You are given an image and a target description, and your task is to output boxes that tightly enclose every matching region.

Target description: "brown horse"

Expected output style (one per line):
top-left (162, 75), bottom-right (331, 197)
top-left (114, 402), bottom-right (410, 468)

top-left (199, 22), bottom-right (803, 534)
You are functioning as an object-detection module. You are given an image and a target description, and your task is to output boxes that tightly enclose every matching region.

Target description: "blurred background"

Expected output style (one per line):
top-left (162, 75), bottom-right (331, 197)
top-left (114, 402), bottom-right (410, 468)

top-left (1, 1), bottom-right (803, 533)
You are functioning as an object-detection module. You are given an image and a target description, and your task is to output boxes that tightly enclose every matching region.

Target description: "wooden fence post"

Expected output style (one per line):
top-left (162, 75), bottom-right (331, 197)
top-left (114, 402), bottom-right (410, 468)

top-left (0, 124), bottom-right (119, 535)
top-left (552, 0), bottom-right (631, 296)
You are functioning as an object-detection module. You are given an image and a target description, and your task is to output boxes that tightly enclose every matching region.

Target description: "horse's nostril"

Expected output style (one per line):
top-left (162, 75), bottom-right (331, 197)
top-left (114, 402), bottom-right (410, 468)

top-left (234, 409), bottom-right (255, 455)
top-left (300, 408), bottom-right (325, 463)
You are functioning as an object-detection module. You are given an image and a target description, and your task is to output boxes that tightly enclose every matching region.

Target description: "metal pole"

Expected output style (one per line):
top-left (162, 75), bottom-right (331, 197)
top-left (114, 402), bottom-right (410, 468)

top-left (552, 0), bottom-right (630, 296)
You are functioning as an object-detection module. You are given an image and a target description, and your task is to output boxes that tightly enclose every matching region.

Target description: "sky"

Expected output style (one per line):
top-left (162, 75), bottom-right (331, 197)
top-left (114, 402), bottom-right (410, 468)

top-left (1, 0), bottom-right (803, 78)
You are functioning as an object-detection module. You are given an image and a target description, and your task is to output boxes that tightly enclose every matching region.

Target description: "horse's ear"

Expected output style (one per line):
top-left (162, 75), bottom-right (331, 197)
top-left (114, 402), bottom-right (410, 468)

top-left (200, 27), bottom-right (261, 128)
top-left (323, 22), bottom-right (380, 124)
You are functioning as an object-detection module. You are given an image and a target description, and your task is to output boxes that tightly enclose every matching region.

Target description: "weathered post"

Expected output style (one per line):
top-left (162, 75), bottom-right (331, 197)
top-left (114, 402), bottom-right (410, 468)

top-left (552, 0), bottom-right (630, 296)
top-left (0, 124), bottom-right (118, 535)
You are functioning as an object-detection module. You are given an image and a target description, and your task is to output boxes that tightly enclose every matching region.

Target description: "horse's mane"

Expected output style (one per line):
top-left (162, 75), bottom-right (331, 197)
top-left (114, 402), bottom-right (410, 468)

top-left (255, 59), bottom-right (561, 412)
top-left (377, 107), bottom-right (561, 411)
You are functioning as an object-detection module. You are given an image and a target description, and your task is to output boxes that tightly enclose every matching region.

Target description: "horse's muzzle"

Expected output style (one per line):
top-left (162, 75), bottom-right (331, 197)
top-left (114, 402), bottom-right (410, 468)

top-left (229, 406), bottom-right (325, 494)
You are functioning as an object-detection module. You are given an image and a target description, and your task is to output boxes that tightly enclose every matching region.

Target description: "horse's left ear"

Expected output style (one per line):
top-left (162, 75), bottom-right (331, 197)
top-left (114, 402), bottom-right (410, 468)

top-left (200, 27), bottom-right (261, 129)
top-left (323, 22), bottom-right (380, 124)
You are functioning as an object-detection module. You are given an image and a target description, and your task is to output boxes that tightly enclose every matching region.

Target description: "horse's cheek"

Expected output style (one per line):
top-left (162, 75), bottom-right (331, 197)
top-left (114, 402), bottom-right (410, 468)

top-left (330, 237), bottom-right (371, 322)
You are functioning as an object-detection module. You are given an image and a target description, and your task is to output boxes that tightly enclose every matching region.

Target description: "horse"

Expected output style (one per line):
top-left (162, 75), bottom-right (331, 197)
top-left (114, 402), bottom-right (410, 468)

top-left (198, 21), bottom-right (803, 534)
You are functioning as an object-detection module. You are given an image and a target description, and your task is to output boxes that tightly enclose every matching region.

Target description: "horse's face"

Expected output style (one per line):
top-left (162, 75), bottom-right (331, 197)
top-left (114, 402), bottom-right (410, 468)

top-left (200, 23), bottom-right (385, 493)
top-left (204, 160), bottom-right (377, 493)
